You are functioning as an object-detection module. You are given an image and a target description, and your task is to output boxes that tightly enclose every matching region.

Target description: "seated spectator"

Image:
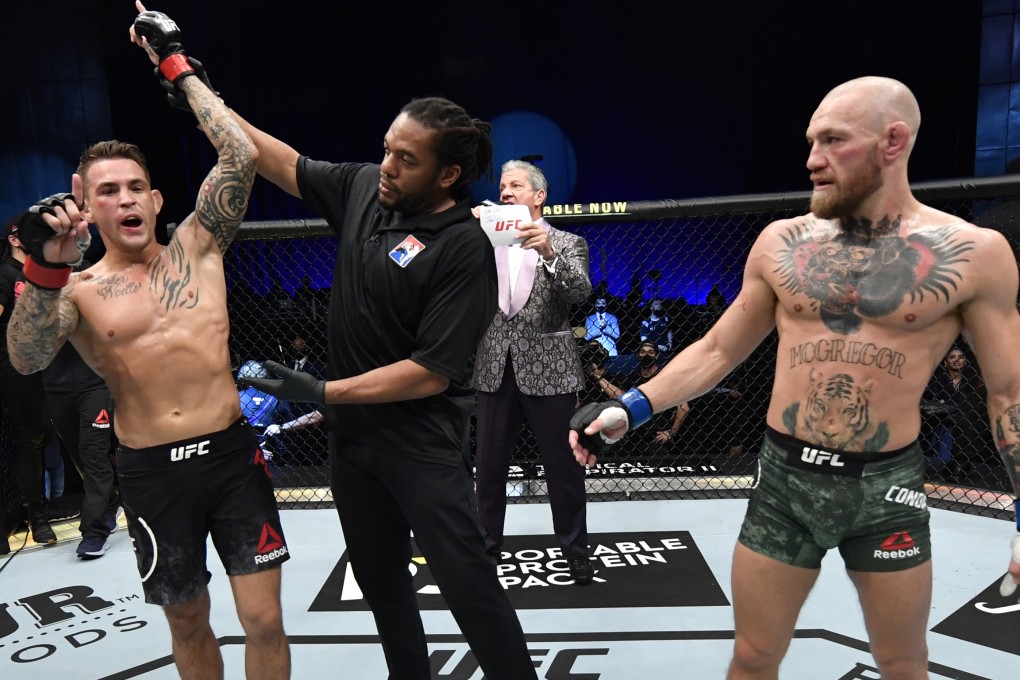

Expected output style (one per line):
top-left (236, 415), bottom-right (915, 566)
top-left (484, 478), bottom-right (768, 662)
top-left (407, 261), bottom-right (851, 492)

top-left (595, 342), bottom-right (689, 460)
top-left (640, 299), bottom-right (673, 354)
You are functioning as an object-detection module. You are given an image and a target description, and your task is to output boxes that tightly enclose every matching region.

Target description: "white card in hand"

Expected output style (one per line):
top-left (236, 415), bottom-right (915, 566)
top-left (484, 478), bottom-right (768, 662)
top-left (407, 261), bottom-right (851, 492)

top-left (479, 204), bottom-right (530, 247)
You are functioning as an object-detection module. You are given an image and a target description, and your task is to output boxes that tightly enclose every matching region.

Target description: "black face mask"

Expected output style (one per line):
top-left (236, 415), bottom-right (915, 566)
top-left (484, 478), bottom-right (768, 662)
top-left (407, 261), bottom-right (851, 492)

top-left (639, 354), bottom-right (656, 367)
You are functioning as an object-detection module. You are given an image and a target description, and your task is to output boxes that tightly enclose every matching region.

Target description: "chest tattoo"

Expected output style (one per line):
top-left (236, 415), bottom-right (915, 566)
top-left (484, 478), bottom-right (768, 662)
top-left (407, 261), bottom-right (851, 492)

top-left (150, 240), bottom-right (199, 312)
top-left (92, 274), bottom-right (142, 300)
top-left (774, 217), bottom-right (973, 334)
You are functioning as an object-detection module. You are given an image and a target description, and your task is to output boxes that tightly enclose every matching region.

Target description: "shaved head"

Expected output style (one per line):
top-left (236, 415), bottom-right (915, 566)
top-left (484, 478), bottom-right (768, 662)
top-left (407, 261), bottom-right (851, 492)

top-left (819, 76), bottom-right (921, 153)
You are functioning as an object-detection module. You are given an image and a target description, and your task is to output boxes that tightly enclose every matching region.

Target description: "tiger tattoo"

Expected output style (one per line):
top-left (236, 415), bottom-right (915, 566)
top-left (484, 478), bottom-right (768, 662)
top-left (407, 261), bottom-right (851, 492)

top-left (782, 368), bottom-right (890, 451)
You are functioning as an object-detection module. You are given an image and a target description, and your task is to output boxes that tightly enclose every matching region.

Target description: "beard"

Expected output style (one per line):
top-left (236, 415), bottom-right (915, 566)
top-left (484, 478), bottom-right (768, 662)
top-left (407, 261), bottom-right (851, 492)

top-left (379, 168), bottom-right (445, 214)
top-left (810, 160), bottom-right (883, 220)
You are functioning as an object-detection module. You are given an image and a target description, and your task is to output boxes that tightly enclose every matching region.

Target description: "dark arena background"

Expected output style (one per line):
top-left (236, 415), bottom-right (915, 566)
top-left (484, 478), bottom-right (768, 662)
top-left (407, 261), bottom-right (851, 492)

top-left (3, 3), bottom-right (1020, 678)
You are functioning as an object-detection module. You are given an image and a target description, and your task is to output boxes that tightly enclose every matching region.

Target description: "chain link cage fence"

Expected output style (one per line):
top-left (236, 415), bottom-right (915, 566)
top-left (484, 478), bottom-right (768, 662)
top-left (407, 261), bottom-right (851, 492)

top-left (3, 176), bottom-right (1020, 532)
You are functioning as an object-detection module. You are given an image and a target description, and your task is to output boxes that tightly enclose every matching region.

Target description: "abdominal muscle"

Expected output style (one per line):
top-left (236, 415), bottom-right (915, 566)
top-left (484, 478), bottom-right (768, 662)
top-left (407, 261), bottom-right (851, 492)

top-left (71, 275), bottom-right (242, 449)
top-left (764, 315), bottom-right (962, 453)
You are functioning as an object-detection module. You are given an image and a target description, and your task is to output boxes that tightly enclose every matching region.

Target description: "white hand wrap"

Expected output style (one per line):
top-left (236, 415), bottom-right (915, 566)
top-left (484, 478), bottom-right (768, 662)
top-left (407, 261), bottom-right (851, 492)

top-left (598, 405), bottom-right (630, 445)
top-left (999, 534), bottom-right (1020, 598)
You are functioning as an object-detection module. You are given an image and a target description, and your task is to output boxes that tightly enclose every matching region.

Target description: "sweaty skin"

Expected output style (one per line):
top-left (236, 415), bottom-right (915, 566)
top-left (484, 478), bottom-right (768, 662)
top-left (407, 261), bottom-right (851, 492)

top-left (7, 77), bottom-right (257, 449)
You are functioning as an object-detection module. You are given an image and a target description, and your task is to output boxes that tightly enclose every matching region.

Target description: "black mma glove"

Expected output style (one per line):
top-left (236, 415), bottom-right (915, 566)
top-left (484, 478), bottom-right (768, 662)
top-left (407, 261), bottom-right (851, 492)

top-left (569, 387), bottom-right (654, 455)
top-left (134, 11), bottom-right (220, 111)
top-left (156, 57), bottom-right (220, 111)
top-left (16, 193), bottom-right (86, 290)
top-left (240, 360), bottom-right (326, 404)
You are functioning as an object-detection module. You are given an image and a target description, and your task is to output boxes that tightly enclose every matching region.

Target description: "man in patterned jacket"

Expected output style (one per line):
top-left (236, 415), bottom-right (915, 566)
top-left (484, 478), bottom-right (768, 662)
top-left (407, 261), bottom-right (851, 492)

top-left (472, 160), bottom-right (595, 584)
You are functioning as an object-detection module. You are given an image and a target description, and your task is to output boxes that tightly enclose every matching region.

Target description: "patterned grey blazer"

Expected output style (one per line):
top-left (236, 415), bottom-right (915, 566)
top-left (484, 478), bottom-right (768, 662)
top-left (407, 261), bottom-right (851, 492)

top-left (473, 223), bottom-right (592, 396)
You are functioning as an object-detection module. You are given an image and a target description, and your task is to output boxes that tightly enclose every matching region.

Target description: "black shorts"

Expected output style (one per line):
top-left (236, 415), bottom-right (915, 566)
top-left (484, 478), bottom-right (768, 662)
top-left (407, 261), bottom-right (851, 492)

top-left (116, 417), bottom-right (289, 606)
top-left (738, 427), bottom-right (930, 572)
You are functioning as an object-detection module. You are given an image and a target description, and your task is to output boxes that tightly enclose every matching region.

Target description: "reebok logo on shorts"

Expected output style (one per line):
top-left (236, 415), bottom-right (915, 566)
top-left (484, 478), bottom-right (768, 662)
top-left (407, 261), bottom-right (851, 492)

top-left (92, 409), bottom-right (111, 429)
top-left (252, 447), bottom-right (272, 479)
top-left (874, 531), bottom-right (920, 559)
top-left (255, 523), bottom-right (288, 564)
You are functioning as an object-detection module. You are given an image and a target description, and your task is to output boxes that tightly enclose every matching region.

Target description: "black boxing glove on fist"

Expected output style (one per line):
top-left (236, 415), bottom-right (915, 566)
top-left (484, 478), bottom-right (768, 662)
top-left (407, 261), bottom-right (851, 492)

top-left (134, 11), bottom-right (188, 70)
top-left (134, 10), bottom-right (220, 110)
top-left (156, 57), bottom-right (220, 112)
top-left (17, 193), bottom-right (85, 290)
top-left (569, 387), bottom-right (654, 455)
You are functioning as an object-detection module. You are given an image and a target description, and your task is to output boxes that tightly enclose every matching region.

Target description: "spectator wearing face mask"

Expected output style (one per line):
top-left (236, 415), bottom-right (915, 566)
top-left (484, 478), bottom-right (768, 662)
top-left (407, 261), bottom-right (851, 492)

top-left (640, 299), bottom-right (672, 354)
top-left (584, 296), bottom-right (620, 356)
top-left (602, 342), bottom-right (689, 460)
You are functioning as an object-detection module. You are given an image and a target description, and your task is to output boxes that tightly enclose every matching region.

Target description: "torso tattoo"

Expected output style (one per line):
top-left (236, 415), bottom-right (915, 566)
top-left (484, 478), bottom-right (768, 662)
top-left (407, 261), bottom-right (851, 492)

top-left (150, 239), bottom-right (199, 313)
top-left (783, 368), bottom-right (890, 451)
top-left (774, 216), bottom-right (974, 334)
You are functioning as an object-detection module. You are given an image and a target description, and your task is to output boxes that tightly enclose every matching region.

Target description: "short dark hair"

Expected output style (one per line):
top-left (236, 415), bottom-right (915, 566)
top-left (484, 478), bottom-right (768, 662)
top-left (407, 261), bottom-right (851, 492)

top-left (400, 97), bottom-right (493, 199)
top-left (77, 140), bottom-right (151, 195)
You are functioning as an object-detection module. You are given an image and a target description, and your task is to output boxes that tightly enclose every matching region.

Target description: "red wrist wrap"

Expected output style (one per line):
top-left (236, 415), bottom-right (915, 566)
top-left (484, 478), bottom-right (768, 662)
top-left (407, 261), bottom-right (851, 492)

top-left (159, 54), bottom-right (194, 82)
top-left (23, 257), bottom-right (72, 290)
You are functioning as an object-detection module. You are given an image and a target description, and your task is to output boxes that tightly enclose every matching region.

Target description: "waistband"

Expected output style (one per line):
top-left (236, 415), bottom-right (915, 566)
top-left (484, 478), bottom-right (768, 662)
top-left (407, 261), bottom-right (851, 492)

top-left (116, 417), bottom-right (254, 470)
top-left (763, 426), bottom-right (917, 478)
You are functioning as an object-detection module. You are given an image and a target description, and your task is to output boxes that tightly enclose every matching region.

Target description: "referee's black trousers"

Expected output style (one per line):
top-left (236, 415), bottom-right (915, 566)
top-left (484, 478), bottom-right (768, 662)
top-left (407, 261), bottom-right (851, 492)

top-left (330, 435), bottom-right (538, 680)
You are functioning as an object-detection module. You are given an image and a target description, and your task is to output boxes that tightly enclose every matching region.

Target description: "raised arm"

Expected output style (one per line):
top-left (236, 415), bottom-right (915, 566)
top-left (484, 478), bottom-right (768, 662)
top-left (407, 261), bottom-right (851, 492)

top-left (132, 5), bottom-right (257, 254)
top-left (230, 109), bottom-right (302, 198)
top-left (7, 184), bottom-right (90, 375)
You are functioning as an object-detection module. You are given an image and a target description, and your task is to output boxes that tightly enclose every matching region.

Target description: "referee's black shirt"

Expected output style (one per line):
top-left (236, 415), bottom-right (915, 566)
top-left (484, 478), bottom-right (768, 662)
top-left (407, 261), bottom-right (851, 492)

top-left (297, 158), bottom-right (497, 465)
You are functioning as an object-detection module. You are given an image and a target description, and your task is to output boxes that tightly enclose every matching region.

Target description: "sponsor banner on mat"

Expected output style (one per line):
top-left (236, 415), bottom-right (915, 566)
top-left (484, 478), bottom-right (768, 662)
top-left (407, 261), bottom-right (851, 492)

top-left (310, 531), bottom-right (728, 612)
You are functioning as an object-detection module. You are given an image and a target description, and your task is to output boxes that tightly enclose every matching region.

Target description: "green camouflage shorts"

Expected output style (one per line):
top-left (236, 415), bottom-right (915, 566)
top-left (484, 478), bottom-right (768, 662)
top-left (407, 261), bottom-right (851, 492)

top-left (738, 428), bottom-right (930, 571)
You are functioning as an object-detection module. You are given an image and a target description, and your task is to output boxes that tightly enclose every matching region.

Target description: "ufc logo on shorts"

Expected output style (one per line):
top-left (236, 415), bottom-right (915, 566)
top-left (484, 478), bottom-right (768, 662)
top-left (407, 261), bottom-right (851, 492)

top-left (170, 440), bottom-right (211, 462)
top-left (800, 446), bottom-right (844, 467)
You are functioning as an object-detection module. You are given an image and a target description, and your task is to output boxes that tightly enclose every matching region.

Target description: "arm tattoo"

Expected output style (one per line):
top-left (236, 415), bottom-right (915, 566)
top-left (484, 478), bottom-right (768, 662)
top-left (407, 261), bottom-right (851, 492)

top-left (180, 78), bottom-right (257, 253)
top-left (774, 217), bottom-right (974, 334)
top-left (995, 405), bottom-right (1020, 498)
top-left (6, 284), bottom-right (78, 374)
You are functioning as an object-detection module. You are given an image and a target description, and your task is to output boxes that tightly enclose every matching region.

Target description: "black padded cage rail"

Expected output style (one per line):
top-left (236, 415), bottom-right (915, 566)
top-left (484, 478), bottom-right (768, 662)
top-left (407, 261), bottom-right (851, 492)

top-left (3, 175), bottom-right (1020, 529)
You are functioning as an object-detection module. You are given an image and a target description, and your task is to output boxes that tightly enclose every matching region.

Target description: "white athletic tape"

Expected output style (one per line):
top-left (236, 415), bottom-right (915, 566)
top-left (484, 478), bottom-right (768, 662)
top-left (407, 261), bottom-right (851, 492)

top-left (999, 534), bottom-right (1020, 598)
top-left (599, 406), bottom-right (629, 445)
